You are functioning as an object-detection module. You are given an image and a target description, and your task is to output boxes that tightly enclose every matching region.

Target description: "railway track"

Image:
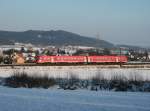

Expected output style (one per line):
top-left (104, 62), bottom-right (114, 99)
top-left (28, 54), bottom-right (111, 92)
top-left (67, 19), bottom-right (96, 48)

top-left (125, 62), bottom-right (150, 65)
top-left (0, 63), bottom-right (121, 67)
top-left (0, 62), bottom-right (150, 67)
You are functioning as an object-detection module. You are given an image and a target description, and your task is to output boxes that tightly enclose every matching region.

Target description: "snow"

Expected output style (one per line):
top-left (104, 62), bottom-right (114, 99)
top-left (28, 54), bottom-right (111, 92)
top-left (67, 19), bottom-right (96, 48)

top-left (0, 86), bottom-right (150, 111)
top-left (0, 66), bottom-right (150, 81)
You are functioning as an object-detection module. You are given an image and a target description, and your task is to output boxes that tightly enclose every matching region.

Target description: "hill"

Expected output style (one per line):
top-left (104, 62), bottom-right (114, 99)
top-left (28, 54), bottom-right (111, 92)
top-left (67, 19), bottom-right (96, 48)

top-left (0, 30), bottom-right (114, 48)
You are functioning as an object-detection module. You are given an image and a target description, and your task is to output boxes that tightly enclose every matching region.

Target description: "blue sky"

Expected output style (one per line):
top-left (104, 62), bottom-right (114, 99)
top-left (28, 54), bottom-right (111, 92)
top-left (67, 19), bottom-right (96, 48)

top-left (0, 0), bottom-right (150, 46)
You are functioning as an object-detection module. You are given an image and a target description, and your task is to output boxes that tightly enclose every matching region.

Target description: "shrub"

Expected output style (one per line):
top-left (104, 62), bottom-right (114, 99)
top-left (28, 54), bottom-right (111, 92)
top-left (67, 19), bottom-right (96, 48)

top-left (3, 71), bottom-right (150, 92)
top-left (5, 72), bottom-right (56, 88)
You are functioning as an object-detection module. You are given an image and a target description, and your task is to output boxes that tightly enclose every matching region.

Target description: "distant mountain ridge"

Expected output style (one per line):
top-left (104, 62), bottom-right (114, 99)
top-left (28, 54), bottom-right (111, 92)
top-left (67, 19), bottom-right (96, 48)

top-left (116, 44), bottom-right (147, 50)
top-left (0, 30), bottom-right (114, 48)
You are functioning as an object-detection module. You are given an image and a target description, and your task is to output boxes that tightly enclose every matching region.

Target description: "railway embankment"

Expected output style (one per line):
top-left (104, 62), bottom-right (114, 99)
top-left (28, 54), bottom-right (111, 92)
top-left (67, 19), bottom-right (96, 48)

top-left (0, 65), bottom-right (150, 81)
top-left (0, 65), bottom-right (150, 92)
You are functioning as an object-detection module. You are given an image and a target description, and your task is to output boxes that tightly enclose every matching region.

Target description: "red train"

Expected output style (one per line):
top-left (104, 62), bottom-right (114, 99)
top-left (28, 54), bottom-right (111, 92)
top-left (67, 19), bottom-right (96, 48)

top-left (36, 55), bottom-right (128, 64)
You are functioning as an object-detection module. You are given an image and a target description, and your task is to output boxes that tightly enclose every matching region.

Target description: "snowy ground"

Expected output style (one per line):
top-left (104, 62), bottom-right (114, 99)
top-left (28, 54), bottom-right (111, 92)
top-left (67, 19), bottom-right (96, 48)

top-left (0, 86), bottom-right (150, 111)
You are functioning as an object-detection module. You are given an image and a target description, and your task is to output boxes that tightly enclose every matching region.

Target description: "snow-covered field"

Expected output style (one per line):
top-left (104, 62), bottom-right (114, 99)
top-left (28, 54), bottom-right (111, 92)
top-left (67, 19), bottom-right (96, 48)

top-left (0, 66), bottom-right (150, 81)
top-left (0, 86), bottom-right (150, 111)
top-left (0, 66), bottom-right (150, 111)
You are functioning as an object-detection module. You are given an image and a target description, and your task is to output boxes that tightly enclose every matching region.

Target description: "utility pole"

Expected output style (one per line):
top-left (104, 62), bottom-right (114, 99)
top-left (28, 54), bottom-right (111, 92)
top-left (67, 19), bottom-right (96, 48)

top-left (119, 47), bottom-right (122, 67)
